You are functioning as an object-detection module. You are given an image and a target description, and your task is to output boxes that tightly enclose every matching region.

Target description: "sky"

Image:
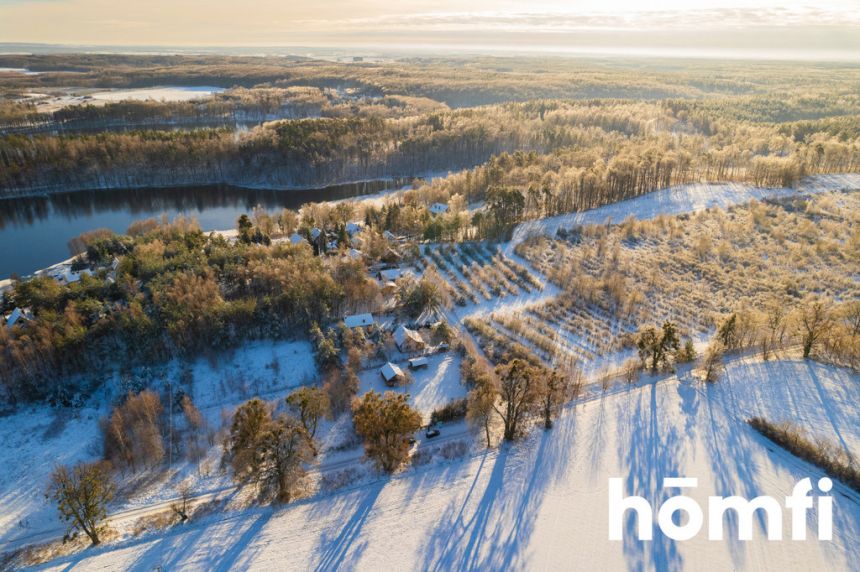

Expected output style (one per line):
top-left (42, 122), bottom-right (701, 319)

top-left (1, 0), bottom-right (859, 59)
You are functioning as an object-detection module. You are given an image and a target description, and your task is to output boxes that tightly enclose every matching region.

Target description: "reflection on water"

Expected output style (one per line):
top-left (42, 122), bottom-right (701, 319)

top-left (0, 179), bottom-right (410, 279)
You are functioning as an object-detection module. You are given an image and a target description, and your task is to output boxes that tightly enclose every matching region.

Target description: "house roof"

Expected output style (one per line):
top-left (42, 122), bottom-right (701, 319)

top-left (344, 313), bottom-right (375, 328)
top-left (429, 202), bottom-right (449, 214)
top-left (346, 222), bottom-right (362, 235)
top-left (379, 268), bottom-right (402, 281)
top-left (289, 233), bottom-right (305, 245)
top-left (381, 362), bottom-right (404, 382)
top-left (382, 230), bottom-right (396, 240)
top-left (347, 249), bottom-right (364, 260)
top-left (394, 324), bottom-right (424, 348)
top-left (310, 227), bottom-right (323, 239)
top-left (5, 307), bottom-right (32, 328)
top-left (408, 357), bottom-right (429, 368)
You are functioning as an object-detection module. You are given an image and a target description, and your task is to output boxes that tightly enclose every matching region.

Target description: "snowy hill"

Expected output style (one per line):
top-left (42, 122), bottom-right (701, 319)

top-left (27, 358), bottom-right (860, 571)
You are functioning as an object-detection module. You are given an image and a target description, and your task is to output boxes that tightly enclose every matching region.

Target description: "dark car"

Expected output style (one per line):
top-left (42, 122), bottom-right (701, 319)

top-left (407, 437), bottom-right (417, 445)
top-left (425, 428), bottom-right (440, 439)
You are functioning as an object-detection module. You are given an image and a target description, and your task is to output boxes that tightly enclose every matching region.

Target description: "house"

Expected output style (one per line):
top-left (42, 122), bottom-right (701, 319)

top-left (347, 248), bottom-right (364, 260)
top-left (53, 268), bottom-right (93, 285)
top-left (378, 268), bottom-right (402, 282)
top-left (344, 313), bottom-right (375, 329)
top-left (346, 222), bottom-right (363, 236)
top-left (394, 324), bottom-right (425, 352)
top-left (289, 233), bottom-right (305, 246)
top-left (382, 230), bottom-right (397, 241)
top-left (381, 248), bottom-right (402, 263)
top-left (380, 362), bottom-right (405, 385)
top-left (429, 202), bottom-right (449, 215)
top-left (309, 227), bottom-right (326, 255)
top-left (5, 307), bottom-right (33, 329)
top-left (408, 357), bottom-right (429, 370)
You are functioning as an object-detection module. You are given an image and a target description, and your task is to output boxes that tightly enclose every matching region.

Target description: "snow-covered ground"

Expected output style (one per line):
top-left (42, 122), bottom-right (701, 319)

top-left (88, 87), bottom-right (225, 103)
top-left (0, 340), bottom-right (317, 551)
top-left (25, 358), bottom-right (860, 571)
top-left (0, 407), bottom-right (101, 547)
top-left (507, 173), bottom-right (860, 253)
top-left (358, 352), bottom-right (466, 424)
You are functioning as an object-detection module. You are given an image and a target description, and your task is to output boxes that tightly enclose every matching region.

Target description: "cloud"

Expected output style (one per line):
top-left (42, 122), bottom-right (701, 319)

top-left (293, 7), bottom-right (860, 33)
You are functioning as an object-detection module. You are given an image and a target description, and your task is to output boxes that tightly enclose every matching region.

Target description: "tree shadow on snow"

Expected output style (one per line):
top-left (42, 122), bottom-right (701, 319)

top-left (311, 481), bottom-right (384, 571)
top-left (420, 410), bottom-right (580, 571)
top-left (617, 380), bottom-right (686, 572)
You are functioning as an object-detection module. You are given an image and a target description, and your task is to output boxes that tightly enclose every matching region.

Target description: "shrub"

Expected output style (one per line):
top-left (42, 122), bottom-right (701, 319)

top-left (748, 417), bottom-right (860, 493)
top-left (430, 398), bottom-right (468, 425)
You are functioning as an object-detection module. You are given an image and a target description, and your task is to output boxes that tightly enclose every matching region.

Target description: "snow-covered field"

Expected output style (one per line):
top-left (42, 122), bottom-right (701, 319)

top-left (0, 340), bottom-right (317, 552)
top-left (88, 87), bottom-right (225, 103)
top-left (507, 173), bottom-right (860, 252)
top-left (25, 358), bottom-right (860, 571)
top-left (358, 352), bottom-right (466, 424)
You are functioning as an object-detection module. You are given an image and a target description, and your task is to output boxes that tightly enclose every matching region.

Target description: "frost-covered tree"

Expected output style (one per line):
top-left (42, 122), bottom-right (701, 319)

top-left (286, 386), bottom-right (331, 440)
top-left (352, 391), bottom-right (422, 472)
top-left (494, 359), bottom-right (541, 441)
top-left (47, 461), bottom-right (115, 546)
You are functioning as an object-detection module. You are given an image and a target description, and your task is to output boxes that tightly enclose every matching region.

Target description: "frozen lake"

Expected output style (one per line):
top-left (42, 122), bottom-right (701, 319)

top-left (88, 85), bottom-right (225, 102)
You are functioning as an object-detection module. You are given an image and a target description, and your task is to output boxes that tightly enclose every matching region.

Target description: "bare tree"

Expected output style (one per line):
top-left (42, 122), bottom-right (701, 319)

top-left (286, 386), bottom-right (331, 440)
top-left (540, 367), bottom-right (581, 429)
top-left (46, 461), bottom-right (115, 546)
top-left (102, 390), bottom-right (165, 473)
top-left (223, 400), bottom-right (314, 503)
top-left (262, 415), bottom-right (314, 503)
top-left (467, 382), bottom-right (496, 448)
top-left (494, 359), bottom-right (541, 441)
top-left (170, 481), bottom-right (194, 523)
top-left (701, 340), bottom-right (725, 383)
top-left (798, 298), bottom-right (833, 359)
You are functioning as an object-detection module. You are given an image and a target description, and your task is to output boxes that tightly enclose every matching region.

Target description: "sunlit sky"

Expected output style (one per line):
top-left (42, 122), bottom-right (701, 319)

top-left (1, 0), bottom-right (859, 59)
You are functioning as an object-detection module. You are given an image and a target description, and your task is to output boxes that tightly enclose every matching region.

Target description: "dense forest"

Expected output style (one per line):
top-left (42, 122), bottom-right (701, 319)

top-left (1, 99), bottom-right (859, 199)
top-left (2, 54), bottom-right (859, 404)
top-left (1, 55), bottom-right (859, 200)
top-left (0, 216), bottom-right (387, 404)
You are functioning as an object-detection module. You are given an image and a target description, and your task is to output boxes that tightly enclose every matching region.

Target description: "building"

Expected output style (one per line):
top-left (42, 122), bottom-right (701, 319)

top-left (378, 268), bottom-right (402, 282)
top-left (346, 222), bottom-right (363, 236)
top-left (429, 202), bottom-right (449, 215)
top-left (394, 324), bottom-right (426, 352)
top-left (347, 248), bottom-right (364, 261)
top-left (408, 357), bottom-right (429, 370)
top-left (289, 233), bottom-right (305, 246)
top-left (5, 307), bottom-right (33, 329)
top-left (344, 313), bottom-right (375, 329)
top-left (380, 362), bottom-right (405, 385)
top-left (309, 228), bottom-right (326, 255)
top-left (382, 230), bottom-right (397, 241)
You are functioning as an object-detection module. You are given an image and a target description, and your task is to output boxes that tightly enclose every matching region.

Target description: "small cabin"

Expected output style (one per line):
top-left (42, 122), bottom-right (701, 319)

top-left (429, 202), bottom-right (449, 215)
top-left (344, 313), bottom-right (375, 329)
top-left (394, 324), bottom-right (426, 353)
top-left (380, 362), bottom-right (405, 385)
top-left (5, 307), bottom-right (33, 329)
top-left (408, 357), bottom-right (429, 370)
top-left (289, 233), bottom-right (305, 246)
top-left (378, 268), bottom-right (402, 282)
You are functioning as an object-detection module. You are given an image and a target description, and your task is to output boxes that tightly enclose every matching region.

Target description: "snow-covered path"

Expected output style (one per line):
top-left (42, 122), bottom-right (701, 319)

top-left (506, 173), bottom-right (860, 253)
top-left (30, 359), bottom-right (860, 571)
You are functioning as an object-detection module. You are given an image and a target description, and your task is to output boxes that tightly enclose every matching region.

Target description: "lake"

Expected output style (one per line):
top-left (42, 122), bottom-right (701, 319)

top-left (87, 86), bottom-right (225, 102)
top-left (0, 179), bottom-right (411, 279)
